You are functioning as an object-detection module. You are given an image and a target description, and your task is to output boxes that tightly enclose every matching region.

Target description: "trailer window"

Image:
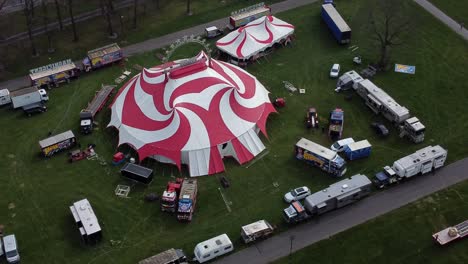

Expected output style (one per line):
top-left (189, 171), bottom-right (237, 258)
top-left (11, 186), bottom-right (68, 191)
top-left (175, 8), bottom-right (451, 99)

top-left (224, 245), bottom-right (232, 250)
top-left (203, 254), bottom-right (211, 258)
top-left (214, 250), bottom-right (219, 254)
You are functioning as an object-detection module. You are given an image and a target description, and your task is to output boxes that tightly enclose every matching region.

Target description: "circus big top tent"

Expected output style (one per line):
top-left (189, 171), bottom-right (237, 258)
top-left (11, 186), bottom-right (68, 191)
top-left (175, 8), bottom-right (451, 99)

top-left (216, 15), bottom-right (294, 61)
top-left (108, 51), bottom-right (276, 177)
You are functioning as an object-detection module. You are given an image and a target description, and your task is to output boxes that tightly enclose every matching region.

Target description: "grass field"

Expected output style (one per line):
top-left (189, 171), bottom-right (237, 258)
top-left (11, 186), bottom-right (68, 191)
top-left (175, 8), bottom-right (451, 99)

top-left (0, 0), bottom-right (282, 81)
top-left (0, 0), bottom-right (467, 263)
top-left (429, 0), bottom-right (468, 26)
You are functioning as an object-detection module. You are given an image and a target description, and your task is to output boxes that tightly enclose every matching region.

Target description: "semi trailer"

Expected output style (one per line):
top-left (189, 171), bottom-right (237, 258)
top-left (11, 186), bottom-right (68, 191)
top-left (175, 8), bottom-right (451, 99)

top-left (321, 3), bottom-right (351, 44)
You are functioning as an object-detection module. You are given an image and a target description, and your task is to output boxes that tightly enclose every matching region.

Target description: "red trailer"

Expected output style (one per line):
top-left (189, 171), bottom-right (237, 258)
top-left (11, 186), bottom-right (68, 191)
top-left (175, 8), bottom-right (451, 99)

top-left (80, 85), bottom-right (115, 134)
top-left (160, 178), bottom-right (183, 213)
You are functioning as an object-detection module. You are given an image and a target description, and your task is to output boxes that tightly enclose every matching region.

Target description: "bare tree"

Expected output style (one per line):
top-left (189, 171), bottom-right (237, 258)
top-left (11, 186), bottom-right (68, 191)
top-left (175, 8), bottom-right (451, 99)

top-left (0, 0), bottom-right (8, 11)
top-left (133, 0), bottom-right (138, 29)
top-left (104, 0), bottom-right (115, 37)
top-left (68, 0), bottom-right (78, 41)
top-left (41, 0), bottom-right (56, 52)
top-left (53, 0), bottom-right (63, 31)
top-left (369, 0), bottom-right (411, 69)
top-left (23, 0), bottom-right (38, 56)
top-left (186, 0), bottom-right (191, 15)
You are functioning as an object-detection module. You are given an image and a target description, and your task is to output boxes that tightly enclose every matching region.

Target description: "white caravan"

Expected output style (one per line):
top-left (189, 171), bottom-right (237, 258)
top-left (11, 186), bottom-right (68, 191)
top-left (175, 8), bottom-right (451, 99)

top-left (194, 234), bottom-right (233, 263)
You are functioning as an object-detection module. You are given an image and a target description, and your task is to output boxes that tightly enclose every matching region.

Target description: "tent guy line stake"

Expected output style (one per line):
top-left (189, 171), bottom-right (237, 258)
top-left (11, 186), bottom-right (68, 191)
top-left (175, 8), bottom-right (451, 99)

top-left (218, 188), bottom-right (232, 213)
top-left (246, 150), bottom-right (270, 168)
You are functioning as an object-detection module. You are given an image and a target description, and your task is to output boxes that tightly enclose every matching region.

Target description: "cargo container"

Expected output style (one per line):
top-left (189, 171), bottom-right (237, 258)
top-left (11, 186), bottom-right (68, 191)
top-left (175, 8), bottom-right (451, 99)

top-left (321, 4), bottom-right (351, 44)
top-left (82, 43), bottom-right (123, 72)
top-left (29, 59), bottom-right (80, 88)
top-left (343, 140), bottom-right (371, 160)
top-left (120, 163), bottom-right (154, 184)
top-left (39, 130), bottom-right (76, 157)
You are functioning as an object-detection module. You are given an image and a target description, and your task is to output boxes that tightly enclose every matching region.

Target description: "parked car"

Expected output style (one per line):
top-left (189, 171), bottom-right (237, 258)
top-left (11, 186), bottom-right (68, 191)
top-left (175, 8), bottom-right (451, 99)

top-left (371, 122), bottom-right (389, 136)
top-left (329, 63), bottom-right (340, 78)
top-left (23, 102), bottom-right (47, 116)
top-left (205, 26), bottom-right (223, 39)
top-left (330, 137), bottom-right (354, 152)
top-left (2, 234), bottom-right (20, 263)
top-left (284, 186), bottom-right (311, 203)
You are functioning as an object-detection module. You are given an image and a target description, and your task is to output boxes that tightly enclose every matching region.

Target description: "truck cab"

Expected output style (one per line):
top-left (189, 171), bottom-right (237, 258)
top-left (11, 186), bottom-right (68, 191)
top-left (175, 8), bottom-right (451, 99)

top-left (329, 108), bottom-right (344, 140)
top-left (373, 166), bottom-right (398, 188)
top-left (283, 201), bottom-right (310, 224)
top-left (161, 178), bottom-right (183, 212)
top-left (331, 153), bottom-right (347, 176)
top-left (401, 117), bottom-right (425, 143)
top-left (80, 111), bottom-right (93, 134)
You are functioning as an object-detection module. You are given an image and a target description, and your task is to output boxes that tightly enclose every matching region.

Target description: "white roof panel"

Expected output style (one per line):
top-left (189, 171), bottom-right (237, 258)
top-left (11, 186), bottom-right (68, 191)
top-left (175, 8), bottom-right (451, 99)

top-left (322, 4), bottom-right (351, 32)
top-left (296, 138), bottom-right (336, 160)
top-left (72, 198), bottom-right (101, 235)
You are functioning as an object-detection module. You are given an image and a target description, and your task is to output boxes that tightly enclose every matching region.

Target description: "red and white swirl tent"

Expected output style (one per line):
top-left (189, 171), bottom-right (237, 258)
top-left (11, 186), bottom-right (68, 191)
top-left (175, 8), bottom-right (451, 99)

top-left (108, 51), bottom-right (276, 177)
top-left (216, 15), bottom-right (294, 60)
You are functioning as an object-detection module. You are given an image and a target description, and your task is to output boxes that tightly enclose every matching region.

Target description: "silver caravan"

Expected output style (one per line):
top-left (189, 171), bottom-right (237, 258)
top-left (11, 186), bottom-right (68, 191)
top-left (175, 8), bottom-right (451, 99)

top-left (356, 79), bottom-right (411, 123)
top-left (304, 174), bottom-right (372, 215)
top-left (335, 70), bottom-right (364, 92)
top-left (392, 145), bottom-right (447, 178)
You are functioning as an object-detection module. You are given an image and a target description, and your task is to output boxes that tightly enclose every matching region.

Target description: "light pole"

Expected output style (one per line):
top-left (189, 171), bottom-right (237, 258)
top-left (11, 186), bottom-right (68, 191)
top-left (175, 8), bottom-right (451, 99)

top-left (289, 235), bottom-right (295, 263)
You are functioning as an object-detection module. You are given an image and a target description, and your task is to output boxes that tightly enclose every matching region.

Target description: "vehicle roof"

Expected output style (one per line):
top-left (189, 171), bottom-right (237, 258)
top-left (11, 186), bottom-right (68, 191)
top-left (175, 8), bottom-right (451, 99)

top-left (305, 174), bottom-right (371, 207)
top-left (195, 234), bottom-right (232, 255)
top-left (358, 79), bottom-right (410, 118)
top-left (330, 109), bottom-right (344, 120)
top-left (241, 220), bottom-right (271, 236)
top-left (335, 138), bottom-right (354, 146)
top-left (296, 138), bottom-right (337, 160)
top-left (0, 89), bottom-right (9, 96)
top-left (322, 4), bottom-right (351, 32)
top-left (230, 5), bottom-right (270, 20)
top-left (406, 117), bottom-right (425, 130)
top-left (71, 198), bottom-right (101, 235)
top-left (29, 61), bottom-right (77, 80)
top-left (139, 248), bottom-right (184, 264)
top-left (395, 145), bottom-right (447, 169)
top-left (121, 163), bottom-right (153, 178)
top-left (10, 86), bottom-right (38, 97)
top-left (2, 235), bottom-right (17, 251)
top-left (87, 43), bottom-right (121, 59)
top-left (205, 26), bottom-right (218, 31)
top-left (342, 70), bottom-right (363, 82)
top-left (39, 130), bottom-right (75, 148)
top-left (346, 140), bottom-right (371, 151)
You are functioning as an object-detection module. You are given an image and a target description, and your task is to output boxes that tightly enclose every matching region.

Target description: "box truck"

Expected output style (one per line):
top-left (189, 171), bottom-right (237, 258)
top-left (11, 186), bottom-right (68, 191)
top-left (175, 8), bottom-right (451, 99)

top-left (10, 86), bottom-right (49, 109)
top-left (321, 4), bottom-right (351, 44)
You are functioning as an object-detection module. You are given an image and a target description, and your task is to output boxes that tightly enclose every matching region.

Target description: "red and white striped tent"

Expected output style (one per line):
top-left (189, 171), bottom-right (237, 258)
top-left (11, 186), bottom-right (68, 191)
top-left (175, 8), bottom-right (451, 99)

top-left (216, 15), bottom-right (294, 60)
top-left (108, 51), bottom-right (276, 177)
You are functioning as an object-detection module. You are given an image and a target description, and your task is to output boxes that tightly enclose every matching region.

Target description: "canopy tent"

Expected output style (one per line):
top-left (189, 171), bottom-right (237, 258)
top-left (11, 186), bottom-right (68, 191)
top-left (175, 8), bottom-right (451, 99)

top-left (108, 51), bottom-right (276, 177)
top-left (216, 15), bottom-right (294, 60)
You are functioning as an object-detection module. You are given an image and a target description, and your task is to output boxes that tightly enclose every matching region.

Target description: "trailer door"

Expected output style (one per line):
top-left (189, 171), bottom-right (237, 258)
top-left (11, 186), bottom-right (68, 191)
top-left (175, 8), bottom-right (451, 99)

top-left (420, 160), bottom-right (433, 174)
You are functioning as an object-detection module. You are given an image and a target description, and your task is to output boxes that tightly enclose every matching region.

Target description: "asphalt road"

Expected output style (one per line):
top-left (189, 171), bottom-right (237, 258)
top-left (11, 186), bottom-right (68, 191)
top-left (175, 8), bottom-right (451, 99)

top-left (215, 157), bottom-right (468, 264)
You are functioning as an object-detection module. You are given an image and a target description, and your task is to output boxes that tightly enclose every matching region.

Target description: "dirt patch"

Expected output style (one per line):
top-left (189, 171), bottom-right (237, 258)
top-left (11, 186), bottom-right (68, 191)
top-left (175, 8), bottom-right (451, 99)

top-left (7, 154), bottom-right (15, 158)
top-left (8, 203), bottom-right (15, 210)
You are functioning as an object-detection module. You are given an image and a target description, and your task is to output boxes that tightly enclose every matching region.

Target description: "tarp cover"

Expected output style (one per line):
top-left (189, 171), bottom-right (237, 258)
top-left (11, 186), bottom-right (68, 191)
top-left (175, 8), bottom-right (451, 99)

top-left (216, 15), bottom-right (294, 60)
top-left (108, 51), bottom-right (275, 176)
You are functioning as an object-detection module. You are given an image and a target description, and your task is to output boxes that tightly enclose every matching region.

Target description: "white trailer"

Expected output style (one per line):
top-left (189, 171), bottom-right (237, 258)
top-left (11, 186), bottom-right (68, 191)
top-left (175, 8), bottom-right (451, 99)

top-left (194, 234), bottom-right (233, 263)
top-left (10, 86), bottom-right (49, 109)
top-left (240, 220), bottom-right (274, 244)
top-left (0, 89), bottom-right (11, 106)
top-left (335, 70), bottom-right (364, 92)
top-left (373, 145), bottom-right (447, 188)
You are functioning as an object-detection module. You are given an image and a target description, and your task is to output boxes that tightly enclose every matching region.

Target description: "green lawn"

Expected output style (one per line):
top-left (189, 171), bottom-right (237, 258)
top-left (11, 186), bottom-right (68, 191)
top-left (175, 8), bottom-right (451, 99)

top-left (429, 0), bottom-right (468, 25)
top-left (0, 0), bottom-right (467, 263)
top-left (0, 0), bottom-right (283, 81)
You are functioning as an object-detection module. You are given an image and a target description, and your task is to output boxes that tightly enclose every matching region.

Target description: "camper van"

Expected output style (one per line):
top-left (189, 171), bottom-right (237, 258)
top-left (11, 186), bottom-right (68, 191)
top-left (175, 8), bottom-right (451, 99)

top-left (2, 234), bottom-right (20, 263)
top-left (194, 234), bottom-right (233, 263)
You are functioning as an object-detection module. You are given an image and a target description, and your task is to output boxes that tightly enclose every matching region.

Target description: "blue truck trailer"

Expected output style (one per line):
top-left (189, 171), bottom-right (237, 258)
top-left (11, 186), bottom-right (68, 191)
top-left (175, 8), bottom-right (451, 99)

top-left (321, 4), bottom-right (351, 44)
top-left (344, 140), bottom-right (372, 160)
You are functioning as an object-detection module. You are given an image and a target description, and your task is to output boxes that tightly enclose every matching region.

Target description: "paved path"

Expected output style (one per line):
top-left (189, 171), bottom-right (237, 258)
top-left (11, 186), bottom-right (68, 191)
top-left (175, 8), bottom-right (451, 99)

top-left (216, 157), bottom-right (468, 264)
top-left (0, 0), bottom-right (317, 91)
top-left (413, 0), bottom-right (468, 41)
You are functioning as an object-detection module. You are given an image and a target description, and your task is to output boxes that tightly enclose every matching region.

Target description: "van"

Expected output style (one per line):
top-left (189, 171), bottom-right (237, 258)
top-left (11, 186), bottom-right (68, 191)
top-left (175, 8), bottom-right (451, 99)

top-left (194, 234), bottom-right (233, 263)
top-left (330, 138), bottom-right (354, 152)
top-left (3, 234), bottom-right (20, 263)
